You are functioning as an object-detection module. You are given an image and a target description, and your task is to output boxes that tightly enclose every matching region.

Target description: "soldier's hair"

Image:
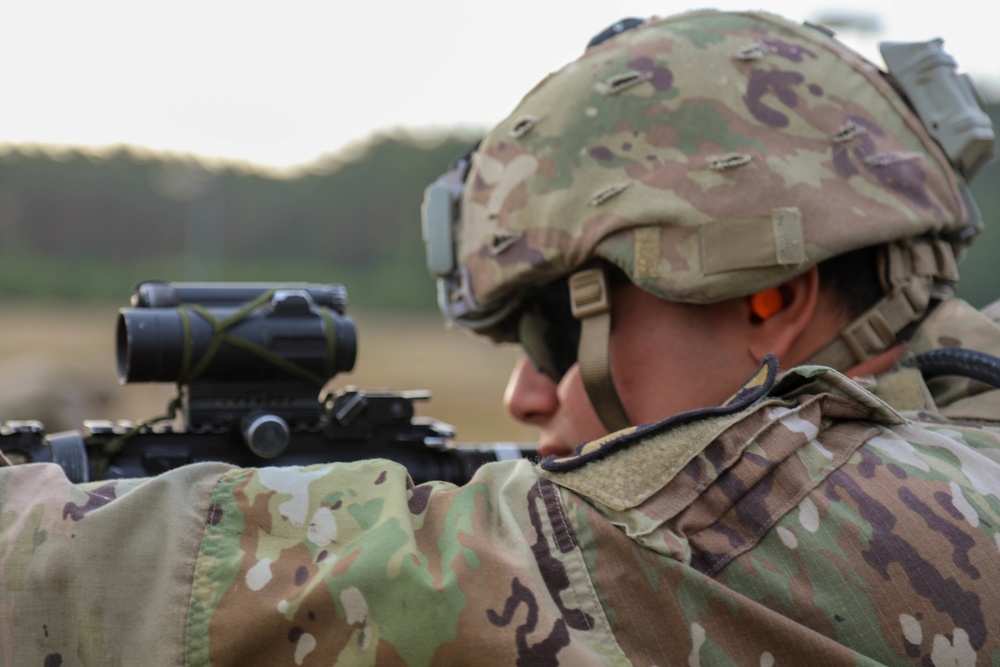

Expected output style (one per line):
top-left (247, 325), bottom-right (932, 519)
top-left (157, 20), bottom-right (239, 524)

top-left (817, 245), bottom-right (886, 320)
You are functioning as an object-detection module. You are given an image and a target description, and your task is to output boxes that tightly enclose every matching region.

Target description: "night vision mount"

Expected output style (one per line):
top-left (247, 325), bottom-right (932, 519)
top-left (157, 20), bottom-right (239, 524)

top-left (880, 39), bottom-right (995, 180)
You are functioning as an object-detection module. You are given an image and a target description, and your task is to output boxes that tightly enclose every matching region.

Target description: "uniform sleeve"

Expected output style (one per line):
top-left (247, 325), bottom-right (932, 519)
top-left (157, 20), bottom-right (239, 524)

top-left (0, 461), bottom-right (232, 666)
top-left (1, 457), bottom-right (630, 666)
top-left (188, 458), bottom-right (628, 666)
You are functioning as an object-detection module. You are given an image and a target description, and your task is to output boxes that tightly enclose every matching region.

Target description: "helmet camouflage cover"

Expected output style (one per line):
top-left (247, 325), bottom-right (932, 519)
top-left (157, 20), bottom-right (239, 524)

top-left (438, 9), bottom-right (988, 331)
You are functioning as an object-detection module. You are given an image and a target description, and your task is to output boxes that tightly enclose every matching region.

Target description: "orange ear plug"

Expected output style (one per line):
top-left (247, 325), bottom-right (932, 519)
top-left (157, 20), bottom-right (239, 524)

top-left (750, 288), bottom-right (784, 321)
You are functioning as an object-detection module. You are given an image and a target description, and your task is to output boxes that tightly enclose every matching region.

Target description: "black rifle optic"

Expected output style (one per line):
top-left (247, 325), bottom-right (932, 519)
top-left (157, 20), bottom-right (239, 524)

top-left (0, 281), bottom-right (534, 484)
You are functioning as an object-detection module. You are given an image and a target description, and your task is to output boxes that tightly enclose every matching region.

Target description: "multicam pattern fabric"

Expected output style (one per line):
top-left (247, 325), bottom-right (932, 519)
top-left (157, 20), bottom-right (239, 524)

top-left (458, 10), bottom-right (974, 308)
top-left (2, 298), bottom-right (999, 665)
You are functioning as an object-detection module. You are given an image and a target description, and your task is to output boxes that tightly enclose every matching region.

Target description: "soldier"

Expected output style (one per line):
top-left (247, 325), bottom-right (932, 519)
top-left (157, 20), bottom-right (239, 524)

top-left (2, 9), bottom-right (999, 666)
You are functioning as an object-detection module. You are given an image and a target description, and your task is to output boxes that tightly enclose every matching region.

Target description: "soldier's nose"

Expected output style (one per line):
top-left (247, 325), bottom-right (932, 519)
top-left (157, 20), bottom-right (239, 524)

top-left (504, 355), bottom-right (559, 426)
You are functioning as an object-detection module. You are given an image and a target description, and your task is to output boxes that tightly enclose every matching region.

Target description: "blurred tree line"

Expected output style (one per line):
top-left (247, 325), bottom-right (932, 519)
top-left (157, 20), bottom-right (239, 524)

top-left (0, 130), bottom-right (480, 310)
top-left (0, 111), bottom-right (998, 311)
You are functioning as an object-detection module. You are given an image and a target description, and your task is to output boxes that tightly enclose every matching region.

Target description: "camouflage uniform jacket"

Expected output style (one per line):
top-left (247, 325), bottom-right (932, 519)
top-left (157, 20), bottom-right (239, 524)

top-left (2, 297), bottom-right (1000, 666)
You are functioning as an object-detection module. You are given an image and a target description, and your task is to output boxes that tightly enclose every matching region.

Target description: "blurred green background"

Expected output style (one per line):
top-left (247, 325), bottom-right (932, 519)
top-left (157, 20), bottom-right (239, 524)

top-left (0, 131), bottom-right (478, 309)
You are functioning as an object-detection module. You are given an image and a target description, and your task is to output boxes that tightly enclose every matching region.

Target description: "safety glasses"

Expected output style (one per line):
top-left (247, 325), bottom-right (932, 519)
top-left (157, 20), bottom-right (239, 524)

top-left (515, 280), bottom-right (582, 382)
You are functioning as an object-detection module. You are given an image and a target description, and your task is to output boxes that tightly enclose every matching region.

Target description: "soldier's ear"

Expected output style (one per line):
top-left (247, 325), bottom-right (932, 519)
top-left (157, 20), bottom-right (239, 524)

top-left (746, 268), bottom-right (820, 364)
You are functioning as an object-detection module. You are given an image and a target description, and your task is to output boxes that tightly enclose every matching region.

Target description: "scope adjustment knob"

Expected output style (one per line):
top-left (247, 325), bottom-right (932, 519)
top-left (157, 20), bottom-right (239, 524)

top-left (242, 413), bottom-right (291, 459)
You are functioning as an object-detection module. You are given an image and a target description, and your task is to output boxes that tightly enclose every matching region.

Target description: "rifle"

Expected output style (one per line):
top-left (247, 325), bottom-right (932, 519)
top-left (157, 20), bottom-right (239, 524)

top-left (0, 281), bottom-right (535, 485)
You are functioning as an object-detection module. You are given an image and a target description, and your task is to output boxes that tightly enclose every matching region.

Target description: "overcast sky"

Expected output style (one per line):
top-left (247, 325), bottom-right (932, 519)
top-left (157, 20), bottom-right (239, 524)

top-left (3, 1), bottom-right (996, 171)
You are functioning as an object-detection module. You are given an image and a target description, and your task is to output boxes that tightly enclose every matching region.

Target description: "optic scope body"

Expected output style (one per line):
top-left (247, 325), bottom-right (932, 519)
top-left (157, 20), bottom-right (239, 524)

top-left (116, 281), bottom-right (356, 385)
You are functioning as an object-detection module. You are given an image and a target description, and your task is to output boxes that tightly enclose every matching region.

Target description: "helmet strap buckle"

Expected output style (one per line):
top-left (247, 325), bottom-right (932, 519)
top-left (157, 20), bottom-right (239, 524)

top-left (569, 268), bottom-right (631, 432)
top-left (806, 239), bottom-right (956, 370)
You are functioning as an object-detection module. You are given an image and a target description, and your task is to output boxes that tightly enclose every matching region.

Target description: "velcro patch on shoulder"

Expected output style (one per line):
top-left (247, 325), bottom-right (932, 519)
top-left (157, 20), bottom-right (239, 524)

top-left (537, 356), bottom-right (779, 511)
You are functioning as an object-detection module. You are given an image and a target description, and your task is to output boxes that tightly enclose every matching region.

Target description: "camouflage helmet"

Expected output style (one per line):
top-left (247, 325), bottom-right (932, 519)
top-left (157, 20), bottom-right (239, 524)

top-left (422, 9), bottom-right (993, 430)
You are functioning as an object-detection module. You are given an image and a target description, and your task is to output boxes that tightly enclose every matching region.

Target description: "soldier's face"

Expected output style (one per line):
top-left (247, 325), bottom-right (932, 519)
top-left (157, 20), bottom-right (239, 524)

top-left (505, 282), bottom-right (759, 457)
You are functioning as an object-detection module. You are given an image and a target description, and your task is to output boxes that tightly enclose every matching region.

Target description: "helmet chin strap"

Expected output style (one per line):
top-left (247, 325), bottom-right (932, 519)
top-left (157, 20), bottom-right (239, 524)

top-left (569, 268), bottom-right (632, 433)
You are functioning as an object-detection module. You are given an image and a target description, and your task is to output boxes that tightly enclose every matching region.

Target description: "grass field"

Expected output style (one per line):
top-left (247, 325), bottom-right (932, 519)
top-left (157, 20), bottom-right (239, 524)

top-left (0, 301), bottom-right (538, 444)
